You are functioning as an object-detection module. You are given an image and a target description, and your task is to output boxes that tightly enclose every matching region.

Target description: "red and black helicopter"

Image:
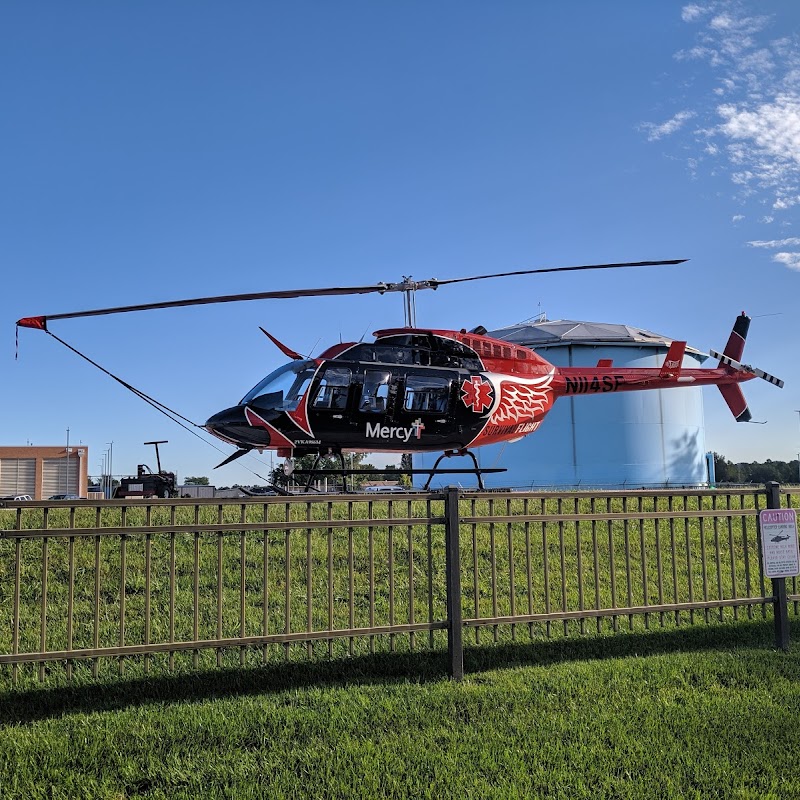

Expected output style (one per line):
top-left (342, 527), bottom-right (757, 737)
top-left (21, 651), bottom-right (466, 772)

top-left (16, 260), bottom-right (784, 489)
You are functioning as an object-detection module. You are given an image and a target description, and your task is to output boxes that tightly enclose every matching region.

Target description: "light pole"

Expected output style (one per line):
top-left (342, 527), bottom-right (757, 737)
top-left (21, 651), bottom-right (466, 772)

top-left (65, 428), bottom-right (70, 496)
top-left (796, 412), bottom-right (800, 485)
top-left (106, 442), bottom-right (113, 499)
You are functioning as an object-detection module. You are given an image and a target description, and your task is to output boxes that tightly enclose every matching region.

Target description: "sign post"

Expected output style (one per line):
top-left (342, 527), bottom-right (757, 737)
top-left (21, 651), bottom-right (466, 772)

top-left (761, 482), bottom-right (798, 651)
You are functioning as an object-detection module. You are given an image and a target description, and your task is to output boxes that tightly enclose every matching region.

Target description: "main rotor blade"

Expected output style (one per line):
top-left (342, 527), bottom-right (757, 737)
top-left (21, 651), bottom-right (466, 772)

top-left (17, 283), bottom-right (386, 328)
top-left (427, 259), bottom-right (687, 288)
top-left (17, 259), bottom-right (686, 329)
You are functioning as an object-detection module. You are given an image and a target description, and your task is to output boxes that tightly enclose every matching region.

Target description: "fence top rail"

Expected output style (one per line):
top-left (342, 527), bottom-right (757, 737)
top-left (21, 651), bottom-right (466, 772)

top-left (1, 484), bottom-right (792, 515)
top-left (0, 491), bottom-right (446, 510)
top-left (461, 486), bottom-right (772, 500)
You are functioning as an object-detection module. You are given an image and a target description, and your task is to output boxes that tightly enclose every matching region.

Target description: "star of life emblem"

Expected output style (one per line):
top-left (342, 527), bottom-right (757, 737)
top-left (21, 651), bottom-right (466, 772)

top-left (460, 375), bottom-right (494, 413)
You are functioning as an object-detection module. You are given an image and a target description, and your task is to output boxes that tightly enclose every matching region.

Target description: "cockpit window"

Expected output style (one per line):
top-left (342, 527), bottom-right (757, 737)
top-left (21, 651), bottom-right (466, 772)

top-left (313, 367), bottom-right (351, 409)
top-left (240, 360), bottom-right (317, 411)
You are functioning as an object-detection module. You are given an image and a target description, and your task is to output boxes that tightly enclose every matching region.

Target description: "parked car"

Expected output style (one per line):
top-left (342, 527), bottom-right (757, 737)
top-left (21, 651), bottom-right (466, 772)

top-left (48, 494), bottom-right (81, 500)
top-left (2, 494), bottom-right (33, 501)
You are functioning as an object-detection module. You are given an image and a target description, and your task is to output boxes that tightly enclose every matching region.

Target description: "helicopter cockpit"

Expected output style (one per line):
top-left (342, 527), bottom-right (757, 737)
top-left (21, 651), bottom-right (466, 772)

top-left (240, 359), bottom-right (317, 411)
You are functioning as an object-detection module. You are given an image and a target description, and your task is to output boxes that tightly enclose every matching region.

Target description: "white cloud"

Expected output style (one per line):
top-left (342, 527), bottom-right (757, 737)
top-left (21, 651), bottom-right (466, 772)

top-left (747, 237), bottom-right (800, 248)
top-left (772, 252), bottom-right (800, 270)
top-left (774, 195), bottom-right (800, 210)
top-left (644, 1), bottom-right (800, 271)
top-left (640, 111), bottom-right (695, 141)
top-left (717, 96), bottom-right (800, 166)
top-left (682, 4), bottom-right (707, 23)
top-left (732, 214), bottom-right (745, 222)
top-left (746, 236), bottom-right (800, 271)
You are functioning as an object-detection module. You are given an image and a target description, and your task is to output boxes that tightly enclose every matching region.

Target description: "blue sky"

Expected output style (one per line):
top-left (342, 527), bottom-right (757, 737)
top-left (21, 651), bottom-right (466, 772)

top-left (4, 1), bottom-right (800, 485)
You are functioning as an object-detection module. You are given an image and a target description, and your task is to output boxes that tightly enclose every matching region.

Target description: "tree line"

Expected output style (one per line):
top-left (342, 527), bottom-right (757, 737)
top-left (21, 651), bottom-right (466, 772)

top-left (712, 453), bottom-right (800, 485)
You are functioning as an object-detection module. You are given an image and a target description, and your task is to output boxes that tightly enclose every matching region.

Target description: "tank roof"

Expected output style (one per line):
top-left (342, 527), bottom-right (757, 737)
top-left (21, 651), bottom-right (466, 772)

top-left (489, 318), bottom-right (706, 358)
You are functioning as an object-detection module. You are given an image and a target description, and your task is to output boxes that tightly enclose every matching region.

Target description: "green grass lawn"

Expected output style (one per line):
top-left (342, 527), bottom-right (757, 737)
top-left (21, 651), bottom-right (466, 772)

top-left (2, 619), bottom-right (799, 799)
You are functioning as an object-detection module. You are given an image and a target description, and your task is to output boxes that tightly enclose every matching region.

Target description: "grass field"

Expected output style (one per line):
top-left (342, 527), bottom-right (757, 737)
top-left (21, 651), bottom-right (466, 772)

top-left (1, 619), bottom-right (799, 799)
top-left (2, 492), bottom-right (799, 797)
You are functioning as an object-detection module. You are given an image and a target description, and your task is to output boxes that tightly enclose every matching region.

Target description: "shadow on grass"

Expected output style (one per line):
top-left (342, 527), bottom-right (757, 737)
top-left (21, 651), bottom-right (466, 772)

top-left (1, 617), bottom-right (796, 726)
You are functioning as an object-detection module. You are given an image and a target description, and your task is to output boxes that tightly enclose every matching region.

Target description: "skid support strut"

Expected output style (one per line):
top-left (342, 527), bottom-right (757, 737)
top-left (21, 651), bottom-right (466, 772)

top-left (424, 450), bottom-right (485, 491)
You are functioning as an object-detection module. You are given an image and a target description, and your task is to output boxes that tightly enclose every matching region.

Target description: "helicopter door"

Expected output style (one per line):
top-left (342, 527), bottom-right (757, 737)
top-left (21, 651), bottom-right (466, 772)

top-left (396, 373), bottom-right (455, 445)
top-left (312, 366), bottom-right (352, 411)
top-left (308, 367), bottom-right (353, 439)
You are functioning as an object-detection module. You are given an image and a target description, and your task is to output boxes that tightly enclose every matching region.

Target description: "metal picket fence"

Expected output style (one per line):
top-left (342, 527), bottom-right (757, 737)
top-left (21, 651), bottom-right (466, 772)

top-left (1, 484), bottom-right (797, 683)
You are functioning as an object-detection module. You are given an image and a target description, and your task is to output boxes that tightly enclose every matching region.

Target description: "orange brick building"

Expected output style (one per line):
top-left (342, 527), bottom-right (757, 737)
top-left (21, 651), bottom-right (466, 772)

top-left (0, 446), bottom-right (89, 500)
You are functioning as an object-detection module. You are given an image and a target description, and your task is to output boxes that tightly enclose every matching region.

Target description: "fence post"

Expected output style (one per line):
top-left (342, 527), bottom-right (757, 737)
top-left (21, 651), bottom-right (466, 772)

top-left (765, 481), bottom-right (790, 651)
top-left (444, 486), bottom-right (464, 680)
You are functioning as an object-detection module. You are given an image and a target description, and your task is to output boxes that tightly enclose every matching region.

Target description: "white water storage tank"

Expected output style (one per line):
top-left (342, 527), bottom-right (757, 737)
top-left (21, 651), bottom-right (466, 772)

top-left (418, 319), bottom-right (708, 489)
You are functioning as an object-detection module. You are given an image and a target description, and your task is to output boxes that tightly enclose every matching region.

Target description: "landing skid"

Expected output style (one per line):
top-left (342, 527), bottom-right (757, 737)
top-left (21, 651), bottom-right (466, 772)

top-left (290, 450), bottom-right (504, 492)
top-left (423, 449), bottom-right (488, 490)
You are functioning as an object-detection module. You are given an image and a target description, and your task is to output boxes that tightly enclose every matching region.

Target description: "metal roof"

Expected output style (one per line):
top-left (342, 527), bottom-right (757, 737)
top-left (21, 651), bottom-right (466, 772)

top-left (489, 318), bottom-right (707, 358)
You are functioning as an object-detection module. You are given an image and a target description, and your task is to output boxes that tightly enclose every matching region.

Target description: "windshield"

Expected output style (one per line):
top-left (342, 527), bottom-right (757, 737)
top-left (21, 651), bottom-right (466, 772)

top-left (240, 360), bottom-right (317, 410)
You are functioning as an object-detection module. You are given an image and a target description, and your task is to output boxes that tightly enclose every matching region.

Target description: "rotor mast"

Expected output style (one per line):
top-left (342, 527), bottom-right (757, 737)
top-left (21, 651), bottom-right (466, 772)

top-left (380, 276), bottom-right (439, 328)
top-left (402, 276), bottom-right (417, 327)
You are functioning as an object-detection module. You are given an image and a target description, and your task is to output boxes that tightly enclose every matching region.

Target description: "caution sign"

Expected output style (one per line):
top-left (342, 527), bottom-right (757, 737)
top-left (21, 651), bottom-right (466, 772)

top-left (759, 508), bottom-right (800, 579)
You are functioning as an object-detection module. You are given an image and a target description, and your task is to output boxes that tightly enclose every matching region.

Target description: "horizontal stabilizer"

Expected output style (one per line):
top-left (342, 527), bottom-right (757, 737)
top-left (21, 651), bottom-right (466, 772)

top-left (708, 349), bottom-right (784, 388)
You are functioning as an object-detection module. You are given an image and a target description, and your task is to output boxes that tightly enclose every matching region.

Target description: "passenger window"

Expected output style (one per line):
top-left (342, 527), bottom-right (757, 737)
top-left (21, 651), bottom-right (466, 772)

top-left (313, 368), bottom-right (351, 409)
top-left (404, 376), bottom-right (450, 413)
top-left (360, 370), bottom-right (391, 413)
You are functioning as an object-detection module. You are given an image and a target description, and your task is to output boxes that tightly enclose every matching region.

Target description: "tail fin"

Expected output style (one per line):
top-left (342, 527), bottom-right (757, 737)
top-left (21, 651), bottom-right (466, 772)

top-left (720, 312), bottom-right (750, 362)
top-left (659, 340), bottom-right (686, 379)
top-left (717, 384), bottom-right (752, 422)
top-left (710, 312), bottom-right (782, 422)
top-left (717, 312), bottom-right (752, 422)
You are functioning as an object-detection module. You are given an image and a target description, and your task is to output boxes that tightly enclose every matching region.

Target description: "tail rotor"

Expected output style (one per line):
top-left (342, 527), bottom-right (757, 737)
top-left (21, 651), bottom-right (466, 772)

top-left (708, 312), bottom-right (784, 423)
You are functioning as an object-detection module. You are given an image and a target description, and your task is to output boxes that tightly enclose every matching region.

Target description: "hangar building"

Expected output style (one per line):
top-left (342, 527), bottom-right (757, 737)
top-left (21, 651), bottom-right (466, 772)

top-left (0, 446), bottom-right (89, 500)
